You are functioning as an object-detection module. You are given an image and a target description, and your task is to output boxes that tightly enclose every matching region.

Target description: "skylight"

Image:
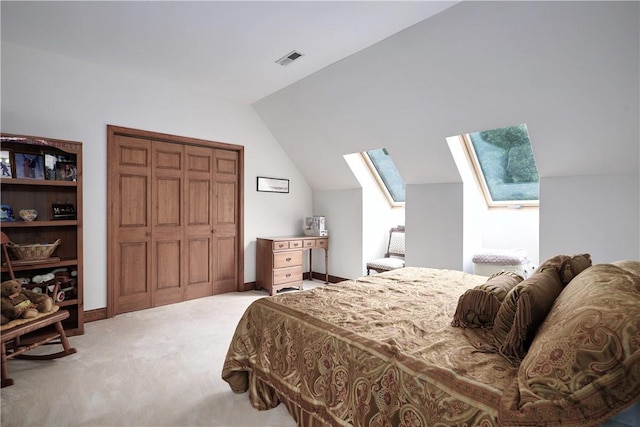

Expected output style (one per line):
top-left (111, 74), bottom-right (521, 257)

top-left (463, 124), bottom-right (539, 207)
top-left (363, 148), bottom-right (405, 205)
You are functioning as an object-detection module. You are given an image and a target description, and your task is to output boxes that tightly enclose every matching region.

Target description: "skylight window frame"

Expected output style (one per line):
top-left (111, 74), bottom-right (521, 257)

top-left (460, 133), bottom-right (539, 209)
top-left (361, 151), bottom-right (405, 208)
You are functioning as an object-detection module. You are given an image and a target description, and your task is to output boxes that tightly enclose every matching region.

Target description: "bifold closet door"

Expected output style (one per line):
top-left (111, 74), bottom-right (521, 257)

top-left (152, 141), bottom-right (185, 307)
top-left (109, 126), bottom-right (242, 316)
top-left (183, 145), bottom-right (215, 300)
top-left (112, 135), bottom-right (153, 314)
top-left (212, 149), bottom-right (239, 294)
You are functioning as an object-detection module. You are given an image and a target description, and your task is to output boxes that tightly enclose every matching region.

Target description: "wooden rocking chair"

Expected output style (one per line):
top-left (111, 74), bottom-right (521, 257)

top-left (1, 231), bottom-right (77, 387)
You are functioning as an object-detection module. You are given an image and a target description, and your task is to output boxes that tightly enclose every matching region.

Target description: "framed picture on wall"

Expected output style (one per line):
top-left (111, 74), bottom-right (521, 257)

top-left (257, 176), bottom-right (289, 193)
top-left (0, 150), bottom-right (13, 178)
top-left (14, 152), bottom-right (45, 179)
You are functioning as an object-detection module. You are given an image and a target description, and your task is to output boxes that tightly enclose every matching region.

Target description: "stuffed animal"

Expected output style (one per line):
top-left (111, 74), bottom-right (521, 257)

top-left (1, 279), bottom-right (53, 325)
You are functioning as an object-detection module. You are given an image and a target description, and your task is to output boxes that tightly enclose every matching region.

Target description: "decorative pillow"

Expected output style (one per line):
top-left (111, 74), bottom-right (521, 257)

top-left (451, 271), bottom-right (523, 328)
top-left (534, 253), bottom-right (592, 285)
top-left (499, 263), bottom-right (640, 426)
top-left (493, 270), bottom-right (563, 364)
top-left (452, 271), bottom-right (523, 328)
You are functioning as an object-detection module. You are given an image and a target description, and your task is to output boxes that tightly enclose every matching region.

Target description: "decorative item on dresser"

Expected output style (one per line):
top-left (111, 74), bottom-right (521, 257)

top-left (0, 133), bottom-right (83, 336)
top-left (256, 236), bottom-right (328, 295)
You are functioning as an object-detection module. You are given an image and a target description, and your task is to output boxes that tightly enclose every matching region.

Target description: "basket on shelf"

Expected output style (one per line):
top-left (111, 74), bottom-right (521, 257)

top-left (7, 239), bottom-right (61, 261)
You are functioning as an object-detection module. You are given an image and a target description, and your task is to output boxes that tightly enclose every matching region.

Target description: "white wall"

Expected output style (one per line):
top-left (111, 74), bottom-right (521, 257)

top-left (405, 183), bottom-right (463, 270)
top-left (540, 173), bottom-right (639, 264)
top-left (1, 41), bottom-right (312, 310)
top-left (481, 208), bottom-right (539, 266)
top-left (312, 189), bottom-right (363, 280)
top-left (256, 1), bottom-right (640, 269)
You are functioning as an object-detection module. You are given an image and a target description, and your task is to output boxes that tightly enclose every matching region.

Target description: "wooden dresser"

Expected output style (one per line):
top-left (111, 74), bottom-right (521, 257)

top-left (256, 236), bottom-right (329, 295)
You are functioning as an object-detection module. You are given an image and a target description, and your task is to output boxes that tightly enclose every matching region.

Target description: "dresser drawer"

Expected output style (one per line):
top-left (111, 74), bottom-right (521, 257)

top-left (303, 239), bottom-right (316, 248)
top-left (273, 251), bottom-right (302, 269)
top-left (288, 240), bottom-right (303, 249)
top-left (273, 266), bottom-right (302, 285)
top-left (272, 241), bottom-right (290, 250)
top-left (272, 240), bottom-right (304, 251)
top-left (316, 238), bottom-right (328, 249)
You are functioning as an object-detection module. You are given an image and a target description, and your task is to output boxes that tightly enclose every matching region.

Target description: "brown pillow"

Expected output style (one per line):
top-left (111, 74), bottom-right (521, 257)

top-left (493, 270), bottom-right (563, 364)
top-left (567, 253), bottom-right (592, 278)
top-left (534, 253), bottom-right (592, 285)
top-left (451, 271), bottom-right (523, 328)
top-left (499, 264), bottom-right (640, 426)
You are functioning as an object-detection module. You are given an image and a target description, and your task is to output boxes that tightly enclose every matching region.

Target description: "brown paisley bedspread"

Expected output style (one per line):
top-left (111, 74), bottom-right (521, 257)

top-left (222, 267), bottom-right (518, 426)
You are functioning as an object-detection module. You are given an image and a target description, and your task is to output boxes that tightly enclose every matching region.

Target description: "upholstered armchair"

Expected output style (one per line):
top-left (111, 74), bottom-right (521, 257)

top-left (366, 226), bottom-right (405, 275)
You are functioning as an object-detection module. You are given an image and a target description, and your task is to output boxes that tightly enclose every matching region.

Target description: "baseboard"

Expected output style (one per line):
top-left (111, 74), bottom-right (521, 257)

top-left (238, 281), bottom-right (256, 292)
top-left (305, 271), bottom-right (348, 284)
top-left (84, 308), bottom-right (107, 323)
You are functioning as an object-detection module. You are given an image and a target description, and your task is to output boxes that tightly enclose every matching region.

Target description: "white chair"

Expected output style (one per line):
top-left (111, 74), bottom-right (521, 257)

top-left (366, 226), bottom-right (405, 275)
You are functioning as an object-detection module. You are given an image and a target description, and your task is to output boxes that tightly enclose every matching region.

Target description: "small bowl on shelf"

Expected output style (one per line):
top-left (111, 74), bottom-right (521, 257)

top-left (18, 208), bottom-right (38, 222)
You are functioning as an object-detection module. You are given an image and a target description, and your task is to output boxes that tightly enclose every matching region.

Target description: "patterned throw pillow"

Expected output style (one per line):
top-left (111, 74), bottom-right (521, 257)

top-left (493, 270), bottom-right (563, 364)
top-left (499, 262), bottom-right (640, 426)
top-left (451, 271), bottom-right (523, 328)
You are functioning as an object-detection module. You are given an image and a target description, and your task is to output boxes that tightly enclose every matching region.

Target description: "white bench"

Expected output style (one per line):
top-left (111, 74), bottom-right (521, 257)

top-left (472, 248), bottom-right (535, 278)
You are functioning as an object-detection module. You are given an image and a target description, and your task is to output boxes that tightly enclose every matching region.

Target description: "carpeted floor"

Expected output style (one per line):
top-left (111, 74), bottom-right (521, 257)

top-left (1, 282), bottom-right (323, 427)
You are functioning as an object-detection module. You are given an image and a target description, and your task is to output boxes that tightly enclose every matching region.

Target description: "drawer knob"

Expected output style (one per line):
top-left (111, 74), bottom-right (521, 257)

top-left (278, 244), bottom-right (284, 248)
top-left (286, 257), bottom-right (291, 262)
top-left (286, 273), bottom-right (291, 278)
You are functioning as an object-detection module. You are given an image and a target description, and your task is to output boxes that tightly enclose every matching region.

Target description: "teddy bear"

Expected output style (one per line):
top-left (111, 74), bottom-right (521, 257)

top-left (1, 279), bottom-right (54, 325)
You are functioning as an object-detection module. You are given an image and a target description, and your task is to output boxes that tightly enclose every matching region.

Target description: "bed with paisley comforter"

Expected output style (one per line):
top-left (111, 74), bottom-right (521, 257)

top-left (222, 262), bottom-right (640, 427)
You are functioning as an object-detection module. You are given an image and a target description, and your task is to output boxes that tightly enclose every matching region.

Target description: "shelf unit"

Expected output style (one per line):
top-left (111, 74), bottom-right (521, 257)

top-left (1, 134), bottom-right (83, 335)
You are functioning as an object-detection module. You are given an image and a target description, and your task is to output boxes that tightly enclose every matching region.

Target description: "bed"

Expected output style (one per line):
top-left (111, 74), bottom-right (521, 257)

top-left (222, 259), bottom-right (640, 426)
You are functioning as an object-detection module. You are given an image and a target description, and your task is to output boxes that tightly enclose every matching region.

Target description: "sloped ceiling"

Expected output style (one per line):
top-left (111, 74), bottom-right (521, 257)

top-left (0, 0), bottom-right (458, 104)
top-left (254, 1), bottom-right (639, 191)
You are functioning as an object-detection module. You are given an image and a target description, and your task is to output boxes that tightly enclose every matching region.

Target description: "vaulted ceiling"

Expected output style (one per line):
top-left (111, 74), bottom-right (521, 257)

top-left (1, 1), bottom-right (458, 104)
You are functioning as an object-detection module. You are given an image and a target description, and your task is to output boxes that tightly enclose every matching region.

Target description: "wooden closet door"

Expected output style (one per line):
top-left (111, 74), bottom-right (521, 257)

top-left (108, 125), bottom-right (244, 317)
top-left (183, 145), bottom-right (215, 300)
top-left (112, 135), bottom-right (153, 314)
top-left (213, 149), bottom-right (239, 294)
top-left (152, 141), bottom-right (184, 307)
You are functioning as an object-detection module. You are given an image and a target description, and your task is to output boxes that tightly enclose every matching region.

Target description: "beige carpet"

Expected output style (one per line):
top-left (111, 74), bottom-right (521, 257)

top-left (1, 282), bottom-right (324, 427)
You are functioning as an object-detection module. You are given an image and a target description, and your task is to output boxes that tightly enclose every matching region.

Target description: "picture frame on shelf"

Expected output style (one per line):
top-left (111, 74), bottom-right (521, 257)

top-left (257, 176), bottom-right (289, 193)
top-left (56, 161), bottom-right (77, 181)
top-left (0, 150), bottom-right (12, 178)
top-left (0, 204), bottom-right (15, 222)
top-left (45, 154), bottom-right (58, 180)
top-left (14, 152), bottom-right (45, 179)
top-left (52, 202), bottom-right (76, 220)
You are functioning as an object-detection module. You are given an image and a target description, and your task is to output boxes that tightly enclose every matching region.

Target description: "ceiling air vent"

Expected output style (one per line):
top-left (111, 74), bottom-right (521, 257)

top-left (275, 50), bottom-right (304, 66)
